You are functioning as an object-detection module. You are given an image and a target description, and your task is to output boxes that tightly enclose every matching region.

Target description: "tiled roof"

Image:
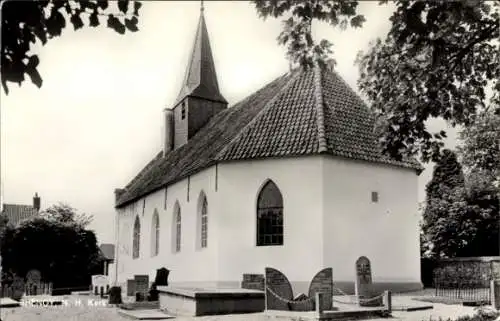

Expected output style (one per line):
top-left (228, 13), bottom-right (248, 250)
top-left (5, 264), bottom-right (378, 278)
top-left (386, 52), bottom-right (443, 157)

top-left (99, 243), bottom-right (115, 261)
top-left (1, 204), bottom-right (38, 226)
top-left (116, 64), bottom-right (422, 208)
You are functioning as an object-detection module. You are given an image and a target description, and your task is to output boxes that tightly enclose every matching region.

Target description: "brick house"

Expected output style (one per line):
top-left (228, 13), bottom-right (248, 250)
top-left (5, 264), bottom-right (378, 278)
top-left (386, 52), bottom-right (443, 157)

top-left (113, 4), bottom-right (423, 294)
top-left (1, 193), bottom-right (41, 227)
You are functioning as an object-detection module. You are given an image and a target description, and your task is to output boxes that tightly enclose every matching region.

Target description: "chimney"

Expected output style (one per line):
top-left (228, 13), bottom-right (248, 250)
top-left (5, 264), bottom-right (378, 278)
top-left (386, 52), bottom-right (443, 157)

top-left (163, 108), bottom-right (174, 156)
top-left (33, 193), bottom-right (41, 212)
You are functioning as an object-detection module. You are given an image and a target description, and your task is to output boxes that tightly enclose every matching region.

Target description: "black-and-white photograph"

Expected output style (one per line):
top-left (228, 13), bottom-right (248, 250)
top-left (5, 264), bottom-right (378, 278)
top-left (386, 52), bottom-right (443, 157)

top-left (0, 1), bottom-right (499, 320)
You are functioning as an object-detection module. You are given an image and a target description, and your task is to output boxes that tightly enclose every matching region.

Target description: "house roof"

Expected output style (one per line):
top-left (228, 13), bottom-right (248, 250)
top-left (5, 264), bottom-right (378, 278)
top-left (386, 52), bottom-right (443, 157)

top-left (174, 7), bottom-right (227, 106)
top-left (99, 243), bottom-right (115, 261)
top-left (115, 64), bottom-right (422, 208)
top-left (1, 204), bottom-right (38, 226)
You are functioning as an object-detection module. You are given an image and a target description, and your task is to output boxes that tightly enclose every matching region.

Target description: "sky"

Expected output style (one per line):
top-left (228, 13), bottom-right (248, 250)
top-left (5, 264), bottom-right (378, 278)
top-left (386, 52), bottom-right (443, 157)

top-left (0, 1), bottom-right (458, 244)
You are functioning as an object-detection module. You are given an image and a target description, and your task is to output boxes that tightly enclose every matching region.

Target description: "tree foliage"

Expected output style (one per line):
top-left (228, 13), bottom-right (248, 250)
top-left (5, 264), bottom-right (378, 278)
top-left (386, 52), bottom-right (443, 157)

top-left (252, 0), bottom-right (365, 69)
top-left (457, 108), bottom-right (500, 189)
top-left (1, 0), bottom-right (142, 94)
top-left (0, 213), bottom-right (11, 244)
top-left (357, 0), bottom-right (499, 163)
top-left (422, 147), bottom-right (499, 258)
top-left (0, 216), bottom-right (101, 290)
top-left (41, 203), bottom-right (94, 228)
top-left (425, 150), bottom-right (465, 200)
top-left (421, 149), bottom-right (467, 258)
top-left (254, 0), bottom-right (499, 163)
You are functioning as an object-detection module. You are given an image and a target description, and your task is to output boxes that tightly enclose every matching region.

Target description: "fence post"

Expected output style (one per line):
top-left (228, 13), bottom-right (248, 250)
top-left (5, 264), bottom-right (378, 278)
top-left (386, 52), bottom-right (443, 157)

top-left (315, 292), bottom-right (324, 317)
top-left (491, 279), bottom-right (500, 310)
top-left (383, 291), bottom-right (392, 313)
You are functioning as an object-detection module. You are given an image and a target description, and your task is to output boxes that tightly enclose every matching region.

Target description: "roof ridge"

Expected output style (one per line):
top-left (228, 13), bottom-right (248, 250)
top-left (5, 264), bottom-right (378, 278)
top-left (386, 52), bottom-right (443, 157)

top-left (215, 70), bottom-right (302, 160)
top-left (313, 64), bottom-right (327, 153)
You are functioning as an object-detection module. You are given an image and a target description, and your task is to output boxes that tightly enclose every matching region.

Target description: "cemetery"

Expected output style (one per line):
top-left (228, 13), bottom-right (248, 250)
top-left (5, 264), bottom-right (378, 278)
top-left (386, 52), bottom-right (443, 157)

top-left (1, 256), bottom-right (500, 321)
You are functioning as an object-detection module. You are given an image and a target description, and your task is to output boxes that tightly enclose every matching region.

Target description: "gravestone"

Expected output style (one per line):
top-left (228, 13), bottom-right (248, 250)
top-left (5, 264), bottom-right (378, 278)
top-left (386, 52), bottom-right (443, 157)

top-left (355, 256), bottom-right (380, 307)
top-left (127, 279), bottom-right (136, 296)
top-left (308, 268), bottom-right (333, 311)
top-left (108, 286), bottom-right (123, 305)
top-left (265, 267), bottom-right (294, 310)
top-left (134, 275), bottom-right (149, 301)
top-left (242, 274), bottom-right (265, 291)
top-left (11, 276), bottom-right (25, 301)
top-left (26, 270), bottom-right (42, 295)
top-left (154, 268), bottom-right (169, 286)
top-left (91, 275), bottom-right (108, 297)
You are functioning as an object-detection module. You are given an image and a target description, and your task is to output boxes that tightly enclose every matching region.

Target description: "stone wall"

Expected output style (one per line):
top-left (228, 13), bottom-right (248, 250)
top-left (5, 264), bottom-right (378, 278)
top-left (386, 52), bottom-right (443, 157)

top-left (434, 257), bottom-right (500, 286)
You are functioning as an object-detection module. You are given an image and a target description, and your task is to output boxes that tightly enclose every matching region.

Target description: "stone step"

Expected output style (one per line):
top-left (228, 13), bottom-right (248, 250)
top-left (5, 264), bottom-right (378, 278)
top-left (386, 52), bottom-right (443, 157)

top-left (320, 308), bottom-right (387, 320)
top-left (117, 309), bottom-right (175, 320)
top-left (119, 301), bottom-right (159, 310)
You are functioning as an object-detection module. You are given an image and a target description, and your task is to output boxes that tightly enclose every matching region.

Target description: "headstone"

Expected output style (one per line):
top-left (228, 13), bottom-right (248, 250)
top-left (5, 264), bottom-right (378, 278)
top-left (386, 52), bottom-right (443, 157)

top-left (154, 268), bottom-right (169, 286)
top-left (491, 279), bottom-right (500, 310)
top-left (127, 279), bottom-right (136, 296)
top-left (26, 270), bottom-right (42, 295)
top-left (308, 268), bottom-right (333, 311)
top-left (355, 256), bottom-right (372, 306)
top-left (148, 282), bottom-right (159, 301)
top-left (135, 291), bottom-right (145, 302)
top-left (26, 270), bottom-right (41, 283)
top-left (265, 267), bottom-right (294, 311)
top-left (91, 275), bottom-right (109, 297)
top-left (11, 276), bottom-right (25, 301)
top-left (108, 286), bottom-right (123, 305)
top-left (241, 274), bottom-right (265, 291)
top-left (134, 275), bottom-right (149, 300)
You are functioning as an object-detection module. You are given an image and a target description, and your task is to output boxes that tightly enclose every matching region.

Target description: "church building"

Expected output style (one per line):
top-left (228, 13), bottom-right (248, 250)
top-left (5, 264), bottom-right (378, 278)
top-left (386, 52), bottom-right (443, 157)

top-left (113, 4), bottom-right (423, 293)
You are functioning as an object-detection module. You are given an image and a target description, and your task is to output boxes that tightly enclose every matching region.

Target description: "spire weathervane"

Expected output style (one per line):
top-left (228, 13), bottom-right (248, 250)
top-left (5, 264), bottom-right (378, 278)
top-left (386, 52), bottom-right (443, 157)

top-left (201, 0), bottom-right (204, 12)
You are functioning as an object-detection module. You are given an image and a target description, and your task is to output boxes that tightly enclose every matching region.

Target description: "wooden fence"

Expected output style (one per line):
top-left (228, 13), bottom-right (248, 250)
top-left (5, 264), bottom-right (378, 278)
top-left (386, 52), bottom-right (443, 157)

top-left (434, 278), bottom-right (491, 303)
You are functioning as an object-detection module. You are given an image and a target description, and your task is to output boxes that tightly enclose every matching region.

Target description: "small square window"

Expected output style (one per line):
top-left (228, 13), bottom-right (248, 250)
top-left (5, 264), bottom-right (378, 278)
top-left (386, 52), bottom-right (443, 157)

top-left (371, 191), bottom-right (378, 203)
top-left (181, 102), bottom-right (186, 119)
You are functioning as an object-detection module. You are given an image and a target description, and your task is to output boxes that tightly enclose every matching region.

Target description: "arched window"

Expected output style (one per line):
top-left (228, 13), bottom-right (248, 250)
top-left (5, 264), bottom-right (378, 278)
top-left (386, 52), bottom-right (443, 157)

top-left (172, 202), bottom-right (181, 253)
top-left (256, 180), bottom-right (284, 246)
top-left (197, 192), bottom-right (208, 249)
top-left (151, 210), bottom-right (160, 256)
top-left (132, 216), bottom-right (141, 259)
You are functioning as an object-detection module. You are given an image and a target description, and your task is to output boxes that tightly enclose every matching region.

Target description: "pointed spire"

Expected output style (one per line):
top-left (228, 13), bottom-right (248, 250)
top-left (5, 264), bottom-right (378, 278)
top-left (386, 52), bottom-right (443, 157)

top-left (174, 2), bottom-right (227, 105)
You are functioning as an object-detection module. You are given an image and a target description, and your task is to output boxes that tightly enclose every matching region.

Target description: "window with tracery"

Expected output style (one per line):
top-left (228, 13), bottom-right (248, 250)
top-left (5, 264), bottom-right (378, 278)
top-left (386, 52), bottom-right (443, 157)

top-left (151, 210), bottom-right (160, 256)
top-left (200, 197), bottom-right (208, 248)
top-left (257, 180), bottom-right (284, 246)
top-left (174, 205), bottom-right (181, 252)
top-left (133, 216), bottom-right (141, 258)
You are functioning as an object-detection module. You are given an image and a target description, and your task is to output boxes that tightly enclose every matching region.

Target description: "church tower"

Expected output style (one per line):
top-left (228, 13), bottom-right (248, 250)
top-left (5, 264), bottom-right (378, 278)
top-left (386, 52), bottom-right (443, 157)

top-left (163, 2), bottom-right (227, 155)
